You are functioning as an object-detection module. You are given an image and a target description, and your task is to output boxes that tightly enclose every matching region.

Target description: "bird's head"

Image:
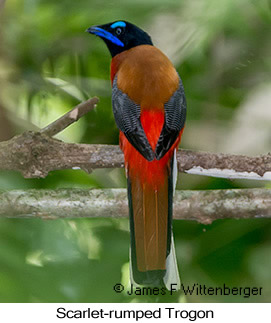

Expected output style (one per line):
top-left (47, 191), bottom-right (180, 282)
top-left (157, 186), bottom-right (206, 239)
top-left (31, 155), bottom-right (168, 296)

top-left (86, 20), bottom-right (153, 57)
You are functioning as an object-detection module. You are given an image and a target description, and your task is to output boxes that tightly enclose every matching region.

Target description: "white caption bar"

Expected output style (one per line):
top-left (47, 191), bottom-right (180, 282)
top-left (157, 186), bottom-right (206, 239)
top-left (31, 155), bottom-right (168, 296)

top-left (0, 303), bottom-right (269, 322)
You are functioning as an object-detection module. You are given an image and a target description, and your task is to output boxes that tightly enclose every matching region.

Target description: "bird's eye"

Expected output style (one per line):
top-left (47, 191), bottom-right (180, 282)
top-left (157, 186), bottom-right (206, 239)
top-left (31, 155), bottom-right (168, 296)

top-left (115, 27), bottom-right (122, 36)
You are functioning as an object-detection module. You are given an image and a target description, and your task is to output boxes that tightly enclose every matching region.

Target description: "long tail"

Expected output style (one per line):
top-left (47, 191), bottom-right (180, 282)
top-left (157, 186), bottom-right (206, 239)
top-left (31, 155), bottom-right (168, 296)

top-left (128, 150), bottom-right (180, 289)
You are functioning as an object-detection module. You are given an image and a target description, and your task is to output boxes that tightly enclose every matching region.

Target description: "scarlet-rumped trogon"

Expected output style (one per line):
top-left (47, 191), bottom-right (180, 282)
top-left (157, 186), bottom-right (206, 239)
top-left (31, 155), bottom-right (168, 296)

top-left (87, 21), bottom-right (186, 289)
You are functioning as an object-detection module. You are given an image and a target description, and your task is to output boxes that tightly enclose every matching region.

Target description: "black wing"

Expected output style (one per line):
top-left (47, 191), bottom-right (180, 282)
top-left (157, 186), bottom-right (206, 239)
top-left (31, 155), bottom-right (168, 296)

top-left (155, 78), bottom-right (186, 160)
top-left (112, 76), bottom-right (155, 161)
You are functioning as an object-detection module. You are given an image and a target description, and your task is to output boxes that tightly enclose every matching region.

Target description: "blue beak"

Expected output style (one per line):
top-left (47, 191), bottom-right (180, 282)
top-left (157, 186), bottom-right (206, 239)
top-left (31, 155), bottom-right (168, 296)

top-left (86, 26), bottom-right (124, 47)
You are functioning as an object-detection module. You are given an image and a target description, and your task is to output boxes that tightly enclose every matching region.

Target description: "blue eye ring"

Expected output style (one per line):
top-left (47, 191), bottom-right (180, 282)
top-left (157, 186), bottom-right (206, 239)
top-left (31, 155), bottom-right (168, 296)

top-left (110, 21), bottom-right (126, 29)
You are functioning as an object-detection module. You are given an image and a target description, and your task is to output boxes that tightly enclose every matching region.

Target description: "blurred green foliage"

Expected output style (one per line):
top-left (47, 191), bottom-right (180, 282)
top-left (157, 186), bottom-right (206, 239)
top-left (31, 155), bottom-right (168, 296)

top-left (0, 0), bottom-right (270, 302)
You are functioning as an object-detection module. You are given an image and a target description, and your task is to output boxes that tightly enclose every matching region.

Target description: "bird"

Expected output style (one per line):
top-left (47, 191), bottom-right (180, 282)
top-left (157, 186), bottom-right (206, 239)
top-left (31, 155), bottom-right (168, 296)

top-left (86, 20), bottom-right (186, 290)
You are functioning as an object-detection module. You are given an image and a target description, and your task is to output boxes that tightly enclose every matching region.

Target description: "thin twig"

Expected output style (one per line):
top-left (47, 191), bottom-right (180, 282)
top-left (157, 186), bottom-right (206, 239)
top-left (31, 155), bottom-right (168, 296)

top-left (0, 188), bottom-right (270, 224)
top-left (40, 97), bottom-right (99, 137)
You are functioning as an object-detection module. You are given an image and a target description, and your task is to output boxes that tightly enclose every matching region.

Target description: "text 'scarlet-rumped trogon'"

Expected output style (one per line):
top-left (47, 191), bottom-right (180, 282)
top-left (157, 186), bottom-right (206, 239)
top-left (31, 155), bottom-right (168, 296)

top-left (87, 21), bottom-right (187, 289)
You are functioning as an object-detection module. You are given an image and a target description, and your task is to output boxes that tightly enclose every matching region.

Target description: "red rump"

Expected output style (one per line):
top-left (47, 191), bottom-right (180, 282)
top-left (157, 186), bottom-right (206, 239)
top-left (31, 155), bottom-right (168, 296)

top-left (120, 110), bottom-right (181, 189)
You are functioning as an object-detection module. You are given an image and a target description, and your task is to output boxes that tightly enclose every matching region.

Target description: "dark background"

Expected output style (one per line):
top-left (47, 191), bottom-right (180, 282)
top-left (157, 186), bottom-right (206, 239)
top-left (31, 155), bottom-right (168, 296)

top-left (0, 0), bottom-right (270, 302)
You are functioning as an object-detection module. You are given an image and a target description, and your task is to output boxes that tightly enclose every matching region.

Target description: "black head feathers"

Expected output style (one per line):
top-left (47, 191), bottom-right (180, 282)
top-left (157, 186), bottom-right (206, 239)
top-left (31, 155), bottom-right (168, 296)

top-left (86, 20), bottom-right (153, 57)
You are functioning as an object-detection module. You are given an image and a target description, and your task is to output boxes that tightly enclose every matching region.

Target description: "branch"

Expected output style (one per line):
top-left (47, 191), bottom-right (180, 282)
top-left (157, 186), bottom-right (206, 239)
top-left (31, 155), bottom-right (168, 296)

top-left (40, 97), bottom-right (99, 136)
top-left (1, 188), bottom-right (270, 224)
top-left (0, 98), bottom-right (270, 180)
top-left (0, 133), bottom-right (270, 180)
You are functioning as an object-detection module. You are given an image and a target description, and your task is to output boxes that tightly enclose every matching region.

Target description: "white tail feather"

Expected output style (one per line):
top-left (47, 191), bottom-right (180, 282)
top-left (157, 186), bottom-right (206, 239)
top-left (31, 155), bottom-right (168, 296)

top-left (163, 149), bottom-right (180, 290)
top-left (173, 149), bottom-right (178, 195)
top-left (129, 247), bottom-right (140, 287)
top-left (163, 234), bottom-right (181, 290)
